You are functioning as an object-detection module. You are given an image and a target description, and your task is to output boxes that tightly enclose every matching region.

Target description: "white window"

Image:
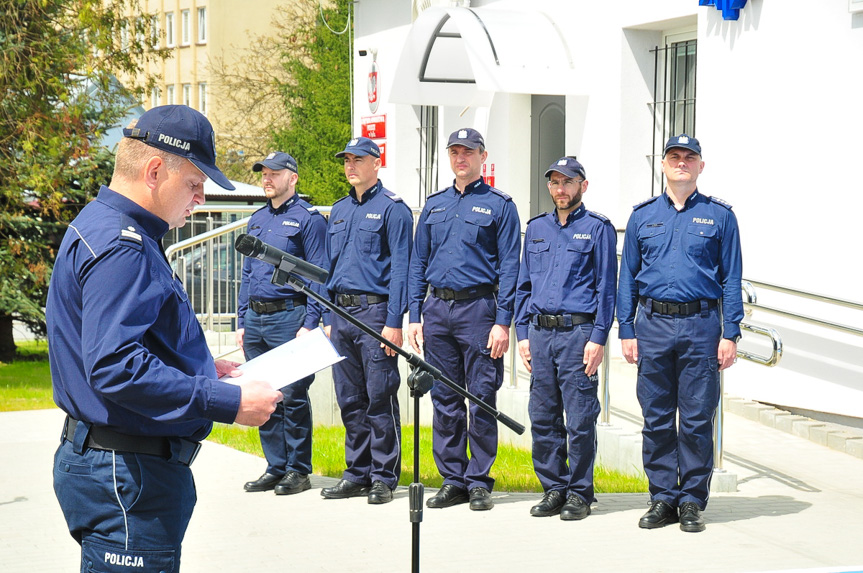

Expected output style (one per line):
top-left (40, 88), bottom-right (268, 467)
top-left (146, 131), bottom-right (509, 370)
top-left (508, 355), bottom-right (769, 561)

top-left (135, 17), bottom-right (145, 46)
top-left (198, 83), bottom-right (208, 115)
top-left (197, 7), bottom-right (207, 43)
top-left (165, 12), bottom-right (175, 47)
top-left (182, 84), bottom-right (191, 106)
top-left (167, 85), bottom-right (175, 105)
top-left (181, 10), bottom-right (190, 45)
top-left (151, 15), bottom-right (160, 48)
top-left (151, 86), bottom-right (161, 108)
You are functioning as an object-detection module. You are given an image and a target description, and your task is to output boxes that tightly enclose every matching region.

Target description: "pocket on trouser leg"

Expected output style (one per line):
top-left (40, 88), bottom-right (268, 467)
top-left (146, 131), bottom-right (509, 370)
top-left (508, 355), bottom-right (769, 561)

top-left (81, 539), bottom-right (176, 572)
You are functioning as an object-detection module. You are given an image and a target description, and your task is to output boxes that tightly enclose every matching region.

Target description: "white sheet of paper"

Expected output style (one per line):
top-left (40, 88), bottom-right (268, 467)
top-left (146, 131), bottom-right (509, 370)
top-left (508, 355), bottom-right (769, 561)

top-left (221, 327), bottom-right (344, 390)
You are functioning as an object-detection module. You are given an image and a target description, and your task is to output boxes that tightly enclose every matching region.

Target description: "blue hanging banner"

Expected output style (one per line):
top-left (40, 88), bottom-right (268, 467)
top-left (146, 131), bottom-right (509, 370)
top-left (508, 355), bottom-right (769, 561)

top-left (698, 0), bottom-right (748, 21)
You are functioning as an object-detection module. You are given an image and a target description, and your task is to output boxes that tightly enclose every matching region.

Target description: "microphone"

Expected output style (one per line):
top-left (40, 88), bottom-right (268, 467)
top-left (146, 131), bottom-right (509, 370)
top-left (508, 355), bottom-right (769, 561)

top-left (234, 233), bottom-right (329, 285)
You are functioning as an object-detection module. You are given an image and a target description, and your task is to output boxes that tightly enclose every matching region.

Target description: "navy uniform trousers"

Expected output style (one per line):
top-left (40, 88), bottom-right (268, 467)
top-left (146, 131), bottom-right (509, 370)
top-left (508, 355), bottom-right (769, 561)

top-left (528, 322), bottom-right (601, 504)
top-left (635, 300), bottom-right (721, 508)
top-left (54, 423), bottom-right (195, 572)
top-left (243, 303), bottom-right (314, 476)
top-left (423, 293), bottom-right (503, 492)
top-left (330, 300), bottom-right (402, 489)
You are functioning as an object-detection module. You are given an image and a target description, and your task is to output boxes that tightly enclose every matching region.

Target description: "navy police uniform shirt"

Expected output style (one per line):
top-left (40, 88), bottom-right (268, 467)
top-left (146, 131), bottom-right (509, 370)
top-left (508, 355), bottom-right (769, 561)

top-left (325, 180), bottom-right (413, 328)
top-left (617, 190), bottom-right (743, 340)
top-left (46, 187), bottom-right (241, 441)
top-left (514, 204), bottom-right (618, 345)
top-left (237, 194), bottom-right (327, 330)
top-left (408, 177), bottom-right (522, 325)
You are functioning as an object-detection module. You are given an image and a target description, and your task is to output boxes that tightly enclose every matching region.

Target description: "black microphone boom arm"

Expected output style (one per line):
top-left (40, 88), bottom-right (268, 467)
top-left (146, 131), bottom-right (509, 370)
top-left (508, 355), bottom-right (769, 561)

top-left (274, 273), bottom-right (525, 435)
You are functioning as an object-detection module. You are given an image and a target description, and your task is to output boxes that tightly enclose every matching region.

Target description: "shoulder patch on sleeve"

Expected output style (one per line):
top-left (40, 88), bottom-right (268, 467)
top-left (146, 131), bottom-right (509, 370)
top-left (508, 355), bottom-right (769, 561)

top-left (382, 188), bottom-right (404, 203)
top-left (489, 187), bottom-right (513, 201)
top-left (633, 196), bottom-right (659, 210)
top-left (118, 226), bottom-right (144, 251)
top-left (710, 196), bottom-right (733, 210)
top-left (588, 210), bottom-right (610, 222)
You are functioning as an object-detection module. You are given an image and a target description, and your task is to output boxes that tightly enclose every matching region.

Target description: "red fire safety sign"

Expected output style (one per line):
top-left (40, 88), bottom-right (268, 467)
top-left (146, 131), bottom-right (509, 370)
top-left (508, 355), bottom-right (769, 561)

top-left (361, 115), bottom-right (387, 139)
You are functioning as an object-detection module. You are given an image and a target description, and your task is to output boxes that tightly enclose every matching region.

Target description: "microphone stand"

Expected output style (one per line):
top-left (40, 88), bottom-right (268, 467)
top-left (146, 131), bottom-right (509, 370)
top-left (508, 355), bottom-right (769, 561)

top-left (268, 261), bottom-right (525, 573)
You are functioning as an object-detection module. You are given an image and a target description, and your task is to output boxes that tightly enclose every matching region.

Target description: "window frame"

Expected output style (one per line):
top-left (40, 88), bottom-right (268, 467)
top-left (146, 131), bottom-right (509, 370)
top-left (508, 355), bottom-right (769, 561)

top-left (197, 7), bottom-right (207, 44)
top-left (198, 83), bottom-right (208, 115)
top-left (165, 12), bottom-right (175, 47)
top-left (181, 9), bottom-right (191, 46)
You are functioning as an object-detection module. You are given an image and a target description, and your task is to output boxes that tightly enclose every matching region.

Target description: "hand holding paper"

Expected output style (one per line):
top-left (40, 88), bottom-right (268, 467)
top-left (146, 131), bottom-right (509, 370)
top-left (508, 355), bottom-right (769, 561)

top-left (221, 327), bottom-right (344, 390)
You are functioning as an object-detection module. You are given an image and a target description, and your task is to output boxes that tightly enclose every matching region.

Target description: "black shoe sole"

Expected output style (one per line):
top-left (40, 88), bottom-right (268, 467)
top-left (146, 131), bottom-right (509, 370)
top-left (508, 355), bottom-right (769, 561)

top-left (274, 481), bottom-right (311, 495)
top-left (426, 496), bottom-right (468, 509)
top-left (368, 494), bottom-right (394, 505)
top-left (560, 509), bottom-right (590, 521)
top-left (530, 507), bottom-right (563, 517)
top-left (321, 488), bottom-right (370, 499)
top-left (638, 517), bottom-right (678, 529)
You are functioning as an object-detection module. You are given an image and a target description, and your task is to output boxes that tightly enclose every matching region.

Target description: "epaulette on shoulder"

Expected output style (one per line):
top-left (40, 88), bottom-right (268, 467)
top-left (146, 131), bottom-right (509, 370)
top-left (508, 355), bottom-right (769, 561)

top-left (709, 195), bottom-right (733, 210)
top-left (118, 224), bottom-right (144, 251)
top-left (633, 196), bottom-right (660, 210)
top-left (527, 212), bottom-right (548, 225)
top-left (382, 189), bottom-right (404, 203)
top-left (489, 187), bottom-right (513, 201)
top-left (588, 210), bottom-right (610, 223)
top-left (333, 195), bottom-right (350, 205)
top-left (426, 188), bottom-right (447, 199)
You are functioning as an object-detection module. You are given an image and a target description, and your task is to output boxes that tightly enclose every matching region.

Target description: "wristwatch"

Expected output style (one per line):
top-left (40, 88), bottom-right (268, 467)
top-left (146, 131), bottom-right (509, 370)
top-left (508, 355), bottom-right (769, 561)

top-left (728, 335), bottom-right (741, 343)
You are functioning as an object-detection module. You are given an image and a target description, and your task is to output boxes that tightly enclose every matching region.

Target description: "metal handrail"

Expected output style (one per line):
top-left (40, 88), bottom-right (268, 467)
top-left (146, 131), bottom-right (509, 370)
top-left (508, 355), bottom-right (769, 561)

top-left (164, 217), bottom-right (253, 260)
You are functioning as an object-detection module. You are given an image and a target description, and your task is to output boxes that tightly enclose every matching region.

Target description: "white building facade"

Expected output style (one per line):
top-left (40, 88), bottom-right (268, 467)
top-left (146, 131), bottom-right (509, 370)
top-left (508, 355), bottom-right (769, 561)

top-left (349, 0), bottom-right (863, 423)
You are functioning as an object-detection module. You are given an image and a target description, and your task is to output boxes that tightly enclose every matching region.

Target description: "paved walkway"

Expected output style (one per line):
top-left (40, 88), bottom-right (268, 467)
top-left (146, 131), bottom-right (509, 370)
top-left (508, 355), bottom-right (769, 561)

top-left (3, 404), bottom-right (863, 572)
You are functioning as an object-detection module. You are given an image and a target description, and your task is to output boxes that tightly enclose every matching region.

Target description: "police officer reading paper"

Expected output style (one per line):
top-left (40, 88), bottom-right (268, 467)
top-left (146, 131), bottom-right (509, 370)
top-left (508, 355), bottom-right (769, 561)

top-left (320, 137), bottom-right (413, 504)
top-left (617, 134), bottom-right (743, 533)
top-left (514, 157), bottom-right (617, 520)
top-left (47, 105), bottom-right (282, 572)
top-left (238, 151), bottom-right (327, 496)
top-left (408, 128), bottom-right (521, 511)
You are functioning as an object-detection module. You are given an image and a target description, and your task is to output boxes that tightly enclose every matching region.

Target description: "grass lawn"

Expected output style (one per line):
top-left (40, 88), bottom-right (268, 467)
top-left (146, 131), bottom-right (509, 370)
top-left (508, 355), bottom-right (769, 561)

top-left (1, 340), bottom-right (648, 493)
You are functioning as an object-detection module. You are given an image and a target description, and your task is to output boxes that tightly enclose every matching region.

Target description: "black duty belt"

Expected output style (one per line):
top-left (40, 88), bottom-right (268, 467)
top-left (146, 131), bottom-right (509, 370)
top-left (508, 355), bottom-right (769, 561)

top-left (336, 293), bottom-right (388, 307)
top-left (432, 284), bottom-right (496, 302)
top-left (531, 313), bottom-right (595, 328)
top-left (640, 296), bottom-right (718, 316)
top-left (250, 297), bottom-right (305, 314)
top-left (62, 416), bottom-right (201, 467)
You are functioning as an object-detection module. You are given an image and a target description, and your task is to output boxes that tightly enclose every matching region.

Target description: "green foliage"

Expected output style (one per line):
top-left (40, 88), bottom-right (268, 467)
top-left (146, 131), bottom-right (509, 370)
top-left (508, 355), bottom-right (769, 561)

top-left (0, 0), bottom-right (163, 359)
top-left (272, 0), bottom-right (352, 206)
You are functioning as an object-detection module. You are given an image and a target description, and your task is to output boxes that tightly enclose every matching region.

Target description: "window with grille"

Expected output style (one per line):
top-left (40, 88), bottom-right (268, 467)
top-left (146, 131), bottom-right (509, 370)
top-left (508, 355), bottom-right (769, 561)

top-left (417, 105), bottom-right (439, 205)
top-left (650, 35), bottom-right (697, 196)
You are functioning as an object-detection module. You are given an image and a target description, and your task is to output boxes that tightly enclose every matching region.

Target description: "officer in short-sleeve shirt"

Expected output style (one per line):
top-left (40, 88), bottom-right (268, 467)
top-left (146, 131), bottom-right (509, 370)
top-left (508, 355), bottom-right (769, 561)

top-left (617, 134), bottom-right (743, 533)
top-left (237, 151), bottom-right (327, 496)
top-left (407, 128), bottom-right (521, 512)
top-left (514, 157), bottom-right (617, 521)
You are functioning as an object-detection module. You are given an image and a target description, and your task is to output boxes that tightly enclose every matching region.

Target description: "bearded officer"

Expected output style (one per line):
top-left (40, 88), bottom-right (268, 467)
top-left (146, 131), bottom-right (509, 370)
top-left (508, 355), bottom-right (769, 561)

top-left (515, 156), bottom-right (617, 520)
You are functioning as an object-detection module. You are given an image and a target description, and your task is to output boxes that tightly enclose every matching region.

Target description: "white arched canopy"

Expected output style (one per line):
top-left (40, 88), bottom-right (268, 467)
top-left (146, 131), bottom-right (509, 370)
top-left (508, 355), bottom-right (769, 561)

top-left (390, 7), bottom-right (580, 107)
